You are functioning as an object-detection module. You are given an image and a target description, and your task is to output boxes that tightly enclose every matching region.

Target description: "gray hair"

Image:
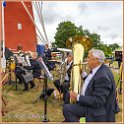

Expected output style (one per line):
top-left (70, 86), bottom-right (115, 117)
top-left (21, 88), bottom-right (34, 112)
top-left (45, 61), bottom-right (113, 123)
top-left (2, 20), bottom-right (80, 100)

top-left (90, 49), bottom-right (105, 63)
top-left (68, 52), bottom-right (73, 57)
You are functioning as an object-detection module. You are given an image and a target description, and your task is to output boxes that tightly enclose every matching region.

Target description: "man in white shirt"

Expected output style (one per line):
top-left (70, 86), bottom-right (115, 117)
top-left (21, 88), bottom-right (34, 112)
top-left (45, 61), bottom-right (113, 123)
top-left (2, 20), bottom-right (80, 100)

top-left (63, 49), bottom-right (120, 122)
top-left (54, 52), bottom-right (73, 102)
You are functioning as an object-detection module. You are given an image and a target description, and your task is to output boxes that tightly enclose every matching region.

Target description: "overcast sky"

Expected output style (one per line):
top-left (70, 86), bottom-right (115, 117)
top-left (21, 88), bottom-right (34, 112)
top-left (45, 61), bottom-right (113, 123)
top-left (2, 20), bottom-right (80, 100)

top-left (35, 1), bottom-right (123, 46)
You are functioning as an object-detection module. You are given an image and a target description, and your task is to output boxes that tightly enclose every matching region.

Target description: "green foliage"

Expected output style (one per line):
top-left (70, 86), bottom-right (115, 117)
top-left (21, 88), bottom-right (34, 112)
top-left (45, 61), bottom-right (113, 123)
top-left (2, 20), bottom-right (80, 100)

top-left (89, 33), bottom-right (101, 47)
top-left (94, 43), bottom-right (120, 57)
top-left (54, 21), bottom-right (101, 49)
top-left (76, 25), bottom-right (84, 35)
top-left (54, 21), bottom-right (77, 48)
top-left (95, 43), bottom-right (112, 57)
top-left (54, 21), bottom-right (120, 57)
top-left (109, 43), bottom-right (120, 51)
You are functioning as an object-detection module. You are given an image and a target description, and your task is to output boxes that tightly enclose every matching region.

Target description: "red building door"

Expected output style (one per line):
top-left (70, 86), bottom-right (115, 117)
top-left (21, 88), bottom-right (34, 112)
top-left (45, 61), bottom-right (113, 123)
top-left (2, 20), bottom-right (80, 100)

top-left (4, 2), bottom-right (37, 51)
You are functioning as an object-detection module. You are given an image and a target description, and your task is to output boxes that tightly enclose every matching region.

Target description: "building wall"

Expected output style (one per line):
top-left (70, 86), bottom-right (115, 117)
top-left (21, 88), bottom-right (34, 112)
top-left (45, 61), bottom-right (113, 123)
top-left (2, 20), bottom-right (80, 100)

top-left (4, 2), bottom-right (37, 51)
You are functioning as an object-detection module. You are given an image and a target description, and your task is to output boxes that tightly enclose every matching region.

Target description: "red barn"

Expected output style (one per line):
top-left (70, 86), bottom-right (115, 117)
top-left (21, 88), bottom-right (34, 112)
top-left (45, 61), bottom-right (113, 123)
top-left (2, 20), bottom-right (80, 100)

top-left (4, 2), bottom-right (37, 51)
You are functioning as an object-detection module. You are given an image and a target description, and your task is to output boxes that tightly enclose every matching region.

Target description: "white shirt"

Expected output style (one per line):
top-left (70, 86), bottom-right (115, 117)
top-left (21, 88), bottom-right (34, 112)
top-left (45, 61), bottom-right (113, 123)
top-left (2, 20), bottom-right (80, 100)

top-left (77, 64), bottom-right (101, 101)
top-left (65, 61), bottom-right (73, 81)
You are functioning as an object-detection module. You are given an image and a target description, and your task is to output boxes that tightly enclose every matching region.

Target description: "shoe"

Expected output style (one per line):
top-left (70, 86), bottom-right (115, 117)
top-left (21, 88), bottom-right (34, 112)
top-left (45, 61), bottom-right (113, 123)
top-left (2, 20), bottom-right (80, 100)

top-left (40, 91), bottom-right (45, 99)
top-left (40, 88), bottom-right (54, 99)
top-left (30, 84), bottom-right (35, 89)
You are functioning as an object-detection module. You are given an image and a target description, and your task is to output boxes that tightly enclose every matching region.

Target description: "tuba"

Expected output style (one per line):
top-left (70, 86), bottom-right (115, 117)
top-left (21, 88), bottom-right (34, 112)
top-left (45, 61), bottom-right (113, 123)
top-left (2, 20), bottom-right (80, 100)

top-left (66, 35), bottom-right (92, 97)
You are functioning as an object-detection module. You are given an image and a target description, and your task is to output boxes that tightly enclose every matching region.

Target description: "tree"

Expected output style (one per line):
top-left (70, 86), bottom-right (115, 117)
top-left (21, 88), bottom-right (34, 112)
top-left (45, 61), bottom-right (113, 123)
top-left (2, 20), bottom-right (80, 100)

top-left (96, 43), bottom-right (112, 57)
top-left (89, 33), bottom-right (101, 47)
top-left (54, 21), bottom-right (102, 51)
top-left (76, 25), bottom-right (84, 35)
top-left (76, 26), bottom-right (101, 48)
top-left (54, 21), bottom-right (77, 48)
top-left (109, 43), bottom-right (120, 51)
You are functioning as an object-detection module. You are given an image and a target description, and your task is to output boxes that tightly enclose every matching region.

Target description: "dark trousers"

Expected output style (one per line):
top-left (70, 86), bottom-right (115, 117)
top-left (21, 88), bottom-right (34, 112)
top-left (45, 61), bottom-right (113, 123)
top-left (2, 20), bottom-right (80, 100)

top-left (54, 79), bottom-right (70, 102)
top-left (15, 67), bottom-right (25, 83)
top-left (63, 92), bottom-right (86, 122)
top-left (54, 79), bottom-right (61, 92)
top-left (63, 103), bottom-right (86, 122)
top-left (118, 61), bottom-right (121, 68)
top-left (16, 73), bottom-right (23, 83)
top-left (63, 92), bottom-right (110, 122)
top-left (24, 81), bottom-right (35, 90)
top-left (15, 66), bottom-right (36, 90)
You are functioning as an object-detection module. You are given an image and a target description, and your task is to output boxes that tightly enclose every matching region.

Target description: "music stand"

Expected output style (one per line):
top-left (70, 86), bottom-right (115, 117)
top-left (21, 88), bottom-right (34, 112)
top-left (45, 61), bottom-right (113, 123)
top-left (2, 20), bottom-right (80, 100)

top-left (33, 58), bottom-right (53, 122)
top-left (6, 57), bottom-right (18, 93)
top-left (42, 74), bottom-right (49, 122)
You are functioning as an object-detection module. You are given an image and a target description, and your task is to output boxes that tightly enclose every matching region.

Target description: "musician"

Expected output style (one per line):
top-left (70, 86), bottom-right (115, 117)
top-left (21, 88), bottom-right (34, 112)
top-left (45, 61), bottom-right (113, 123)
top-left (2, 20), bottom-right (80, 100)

top-left (117, 56), bottom-right (122, 69)
top-left (63, 49), bottom-right (120, 122)
top-left (44, 44), bottom-right (52, 60)
top-left (54, 52), bottom-right (73, 102)
top-left (14, 45), bottom-right (25, 84)
top-left (22, 52), bottom-right (42, 91)
top-left (16, 44), bottom-right (24, 57)
top-left (43, 44), bottom-right (56, 70)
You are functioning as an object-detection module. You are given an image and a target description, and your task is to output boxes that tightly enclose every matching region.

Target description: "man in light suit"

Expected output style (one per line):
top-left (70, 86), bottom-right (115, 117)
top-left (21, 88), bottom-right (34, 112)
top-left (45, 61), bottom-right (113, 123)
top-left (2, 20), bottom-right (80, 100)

top-left (63, 49), bottom-right (120, 122)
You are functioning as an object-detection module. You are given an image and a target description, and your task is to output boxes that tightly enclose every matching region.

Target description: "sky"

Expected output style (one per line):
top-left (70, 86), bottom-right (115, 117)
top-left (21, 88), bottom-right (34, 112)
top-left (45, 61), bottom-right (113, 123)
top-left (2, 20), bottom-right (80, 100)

top-left (35, 1), bottom-right (123, 46)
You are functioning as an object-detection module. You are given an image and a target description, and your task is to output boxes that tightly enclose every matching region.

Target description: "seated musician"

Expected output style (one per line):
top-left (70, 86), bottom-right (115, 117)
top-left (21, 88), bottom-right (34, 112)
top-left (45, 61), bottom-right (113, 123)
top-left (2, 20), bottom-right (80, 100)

top-left (63, 49), bottom-right (120, 122)
top-left (15, 52), bottom-right (41, 91)
top-left (17, 43), bottom-right (24, 57)
top-left (54, 52), bottom-right (73, 103)
top-left (14, 46), bottom-right (25, 84)
top-left (22, 52), bottom-right (42, 91)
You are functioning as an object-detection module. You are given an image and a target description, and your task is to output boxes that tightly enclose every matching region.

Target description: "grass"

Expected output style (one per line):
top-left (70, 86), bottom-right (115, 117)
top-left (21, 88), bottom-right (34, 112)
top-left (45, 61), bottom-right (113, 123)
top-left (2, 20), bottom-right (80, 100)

top-left (2, 85), bottom-right (64, 122)
top-left (2, 61), bottom-right (122, 122)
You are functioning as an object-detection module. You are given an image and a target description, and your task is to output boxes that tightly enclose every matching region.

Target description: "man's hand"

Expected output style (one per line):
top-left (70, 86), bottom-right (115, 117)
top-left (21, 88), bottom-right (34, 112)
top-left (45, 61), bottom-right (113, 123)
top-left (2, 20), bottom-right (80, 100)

top-left (70, 91), bottom-right (78, 102)
top-left (80, 69), bottom-right (84, 74)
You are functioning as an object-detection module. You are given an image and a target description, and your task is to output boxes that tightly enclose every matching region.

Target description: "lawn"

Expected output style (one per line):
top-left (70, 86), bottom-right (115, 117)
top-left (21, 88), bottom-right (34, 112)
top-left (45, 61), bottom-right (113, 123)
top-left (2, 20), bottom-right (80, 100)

top-left (2, 61), bottom-right (122, 122)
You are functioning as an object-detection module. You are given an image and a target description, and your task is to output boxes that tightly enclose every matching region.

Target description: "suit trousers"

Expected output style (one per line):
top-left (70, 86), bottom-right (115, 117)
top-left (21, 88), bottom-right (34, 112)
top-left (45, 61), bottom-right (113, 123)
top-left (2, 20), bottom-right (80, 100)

top-left (63, 103), bottom-right (86, 122)
top-left (54, 79), bottom-right (70, 102)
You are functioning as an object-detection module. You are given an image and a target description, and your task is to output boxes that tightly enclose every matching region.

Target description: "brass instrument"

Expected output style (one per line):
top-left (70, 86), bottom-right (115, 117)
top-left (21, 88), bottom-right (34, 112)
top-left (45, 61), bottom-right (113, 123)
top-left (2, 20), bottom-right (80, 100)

top-left (66, 35), bottom-right (92, 51)
top-left (60, 60), bottom-right (67, 84)
top-left (71, 42), bottom-right (84, 94)
top-left (57, 48), bottom-right (72, 84)
top-left (66, 35), bottom-right (92, 102)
